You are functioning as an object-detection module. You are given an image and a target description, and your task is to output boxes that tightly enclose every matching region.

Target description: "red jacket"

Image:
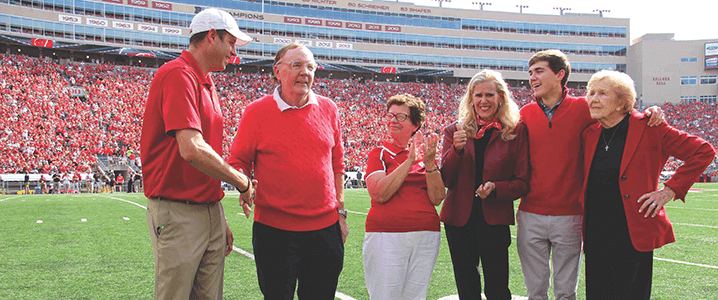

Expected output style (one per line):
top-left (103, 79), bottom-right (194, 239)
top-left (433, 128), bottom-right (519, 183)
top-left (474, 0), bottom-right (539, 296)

top-left (580, 110), bottom-right (715, 251)
top-left (440, 122), bottom-right (530, 226)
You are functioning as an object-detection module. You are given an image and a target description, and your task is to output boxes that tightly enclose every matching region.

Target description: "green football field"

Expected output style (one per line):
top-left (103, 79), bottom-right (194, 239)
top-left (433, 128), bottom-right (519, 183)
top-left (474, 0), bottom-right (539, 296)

top-left (1, 183), bottom-right (716, 299)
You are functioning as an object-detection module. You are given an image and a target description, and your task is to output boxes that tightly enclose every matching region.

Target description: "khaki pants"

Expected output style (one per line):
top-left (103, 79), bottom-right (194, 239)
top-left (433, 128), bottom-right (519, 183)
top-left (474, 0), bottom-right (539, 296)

top-left (146, 198), bottom-right (226, 300)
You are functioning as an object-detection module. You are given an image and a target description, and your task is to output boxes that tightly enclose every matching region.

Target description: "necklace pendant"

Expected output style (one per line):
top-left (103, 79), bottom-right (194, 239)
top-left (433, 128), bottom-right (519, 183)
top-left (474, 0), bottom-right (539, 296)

top-left (605, 145), bottom-right (609, 152)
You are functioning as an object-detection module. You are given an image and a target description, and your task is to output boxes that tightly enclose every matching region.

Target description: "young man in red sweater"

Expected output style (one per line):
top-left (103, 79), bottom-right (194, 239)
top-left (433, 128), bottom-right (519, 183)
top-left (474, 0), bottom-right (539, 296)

top-left (517, 50), bottom-right (664, 300)
top-left (228, 43), bottom-right (348, 299)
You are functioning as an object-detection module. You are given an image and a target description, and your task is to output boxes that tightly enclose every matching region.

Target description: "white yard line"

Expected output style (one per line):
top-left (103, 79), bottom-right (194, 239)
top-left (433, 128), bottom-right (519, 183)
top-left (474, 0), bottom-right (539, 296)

top-left (0, 195), bottom-right (22, 202)
top-left (99, 194), bottom-right (147, 210)
top-left (666, 206), bottom-right (718, 212)
top-left (673, 222), bottom-right (718, 229)
top-left (653, 257), bottom-right (718, 269)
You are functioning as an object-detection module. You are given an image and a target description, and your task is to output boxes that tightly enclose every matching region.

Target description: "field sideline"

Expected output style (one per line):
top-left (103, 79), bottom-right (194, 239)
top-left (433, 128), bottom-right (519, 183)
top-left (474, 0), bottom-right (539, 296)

top-left (1, 184), bottom-right (717, 299)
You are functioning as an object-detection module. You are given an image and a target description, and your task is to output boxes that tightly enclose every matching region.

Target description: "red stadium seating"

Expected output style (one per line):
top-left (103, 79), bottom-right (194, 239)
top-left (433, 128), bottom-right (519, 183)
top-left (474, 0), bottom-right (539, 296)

top-left (1, 53), bottom-right (715, 175)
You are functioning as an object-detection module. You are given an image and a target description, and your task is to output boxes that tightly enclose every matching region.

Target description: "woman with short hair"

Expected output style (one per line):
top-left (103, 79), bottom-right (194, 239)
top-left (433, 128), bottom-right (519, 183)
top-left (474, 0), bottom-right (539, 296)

top-left (363, 93), bottom-right (446, 299)
top-left (580, 70), bottom-right (716, 299)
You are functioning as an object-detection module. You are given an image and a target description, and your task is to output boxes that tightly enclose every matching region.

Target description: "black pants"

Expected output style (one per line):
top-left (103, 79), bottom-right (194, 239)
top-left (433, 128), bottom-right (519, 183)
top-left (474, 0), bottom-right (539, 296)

top-left (253, 221), bottom-right (344, 300)
top-left (445, 199), bottom-right (511, 300)
top-left (585, 248), bottom-right (653, 300)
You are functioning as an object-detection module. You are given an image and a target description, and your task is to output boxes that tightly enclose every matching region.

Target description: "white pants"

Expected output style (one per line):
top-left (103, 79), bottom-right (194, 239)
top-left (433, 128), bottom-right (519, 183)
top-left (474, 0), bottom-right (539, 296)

top-left (363, 231), bottom-right (440, 300)
top-left (516, 210), bottom-right (583, 300)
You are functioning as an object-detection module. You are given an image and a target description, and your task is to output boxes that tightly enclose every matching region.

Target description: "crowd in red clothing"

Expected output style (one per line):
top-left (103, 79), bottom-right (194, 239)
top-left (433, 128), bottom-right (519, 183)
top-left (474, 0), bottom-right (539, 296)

top-left (1, 53), bottom-right (716, 176)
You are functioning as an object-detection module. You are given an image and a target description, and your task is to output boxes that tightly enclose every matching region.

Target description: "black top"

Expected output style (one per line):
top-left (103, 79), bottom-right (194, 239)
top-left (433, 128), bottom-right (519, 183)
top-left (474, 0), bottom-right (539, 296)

top-left (471, 127), bottom-right (496, 223)
top-left (473, 127), bottom-right (496, 189)
top-left (584, 114), bottom-right (635, 254)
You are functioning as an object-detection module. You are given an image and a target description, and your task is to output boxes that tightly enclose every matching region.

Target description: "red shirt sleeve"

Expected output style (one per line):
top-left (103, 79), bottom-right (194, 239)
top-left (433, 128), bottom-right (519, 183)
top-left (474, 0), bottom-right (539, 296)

top-left (161, 68), bottom-right (203, 136)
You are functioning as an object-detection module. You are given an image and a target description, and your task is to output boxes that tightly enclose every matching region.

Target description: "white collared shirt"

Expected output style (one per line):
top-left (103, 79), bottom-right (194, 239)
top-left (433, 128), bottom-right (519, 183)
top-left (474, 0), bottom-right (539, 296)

top-left (273, 86), bottom-right (318, 112)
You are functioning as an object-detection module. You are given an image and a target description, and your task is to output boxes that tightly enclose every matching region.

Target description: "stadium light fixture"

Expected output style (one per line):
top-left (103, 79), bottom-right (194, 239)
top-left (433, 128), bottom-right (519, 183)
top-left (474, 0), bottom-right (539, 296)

top-left (553, 7), bottom-right (571, 15)
top-left (516, 5), bottom-right (529, 14)
top-left (593, 9), bottom-right (611, 17)
top-left (471, 2), bottom-right (491, 10)
top-left (431, 0), bottom-right (451, 8)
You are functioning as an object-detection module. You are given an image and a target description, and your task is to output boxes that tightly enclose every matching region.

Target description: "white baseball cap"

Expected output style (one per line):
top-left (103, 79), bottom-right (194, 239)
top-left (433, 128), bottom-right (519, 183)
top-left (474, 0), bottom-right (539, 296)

top-left (189, 8), bottom-right (252, 47)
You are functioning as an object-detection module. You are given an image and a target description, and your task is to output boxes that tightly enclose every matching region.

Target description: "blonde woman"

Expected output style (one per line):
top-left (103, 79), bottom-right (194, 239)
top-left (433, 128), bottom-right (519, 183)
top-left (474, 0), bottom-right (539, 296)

top-left (440, 69), bottom-right (530, 299)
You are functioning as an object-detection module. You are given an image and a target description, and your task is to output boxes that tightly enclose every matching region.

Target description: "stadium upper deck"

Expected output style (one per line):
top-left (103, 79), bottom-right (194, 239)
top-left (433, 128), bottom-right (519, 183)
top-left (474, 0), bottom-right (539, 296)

top-left (0, 0), bottom-right (629, 84)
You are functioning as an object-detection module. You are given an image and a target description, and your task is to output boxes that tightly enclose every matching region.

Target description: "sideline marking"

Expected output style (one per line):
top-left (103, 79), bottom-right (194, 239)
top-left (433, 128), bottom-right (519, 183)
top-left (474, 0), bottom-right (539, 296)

top-left (654, 257), bottom-right (718, 269)
top-left (666, 206), bottom-right (718, 212)
top-left (36, 220), bottom-right (43, 224)
top-left (99, 194), bottom-right (147, 210)
top-left (673, 222), bottom-right (718, 229)
top-left (102, 195), bottom-right (359, 300)
top-left (0, 195), bottom-right (22, 202)
top-left (232, 245), bottom-right (255, 260)
top-left (81, 219), bottom-right (87, 222)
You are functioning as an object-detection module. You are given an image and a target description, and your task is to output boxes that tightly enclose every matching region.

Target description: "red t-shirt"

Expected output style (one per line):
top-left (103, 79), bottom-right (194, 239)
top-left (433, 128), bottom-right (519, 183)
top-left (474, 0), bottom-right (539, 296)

top-left (140, 50), bottom-right (224, 203)
top-left (364, 140), bottom-right (440, 232)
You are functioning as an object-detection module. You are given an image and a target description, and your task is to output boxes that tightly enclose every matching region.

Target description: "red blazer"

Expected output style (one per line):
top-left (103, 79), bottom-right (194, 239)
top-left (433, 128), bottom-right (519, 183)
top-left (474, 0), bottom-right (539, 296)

top-left (580, 110), bottom-right (716, 251)
top-left (440, 122), bottom-right (530, 227)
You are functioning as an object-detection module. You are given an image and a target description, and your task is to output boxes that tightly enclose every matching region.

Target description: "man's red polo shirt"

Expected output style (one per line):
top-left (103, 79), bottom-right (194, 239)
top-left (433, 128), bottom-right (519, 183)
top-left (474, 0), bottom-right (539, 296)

top-left (140, 50), bottom-right (224, 203)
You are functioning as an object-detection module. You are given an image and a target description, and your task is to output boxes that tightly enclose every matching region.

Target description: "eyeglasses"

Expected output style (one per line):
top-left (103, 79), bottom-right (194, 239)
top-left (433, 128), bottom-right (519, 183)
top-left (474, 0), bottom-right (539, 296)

top-left (383, 112), bottom-right (409, 122)
top-left (278, 61), bottom-right (318, 72)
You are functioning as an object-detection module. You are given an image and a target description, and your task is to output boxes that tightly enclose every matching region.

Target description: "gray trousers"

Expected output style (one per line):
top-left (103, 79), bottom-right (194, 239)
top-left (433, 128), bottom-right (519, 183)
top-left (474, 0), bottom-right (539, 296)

top-left (516, 210), bottom-right (582, 300)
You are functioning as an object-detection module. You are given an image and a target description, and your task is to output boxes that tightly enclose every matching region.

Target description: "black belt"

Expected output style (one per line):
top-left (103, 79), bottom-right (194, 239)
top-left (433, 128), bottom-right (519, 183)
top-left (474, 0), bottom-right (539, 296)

top-left (153, 197), bottom-right (217, 206)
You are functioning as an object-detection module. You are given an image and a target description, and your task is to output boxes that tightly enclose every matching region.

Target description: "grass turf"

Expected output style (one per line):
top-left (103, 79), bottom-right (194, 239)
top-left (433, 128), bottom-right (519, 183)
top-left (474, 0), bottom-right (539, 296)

top-left (1, 183), bottom-right (716, 299)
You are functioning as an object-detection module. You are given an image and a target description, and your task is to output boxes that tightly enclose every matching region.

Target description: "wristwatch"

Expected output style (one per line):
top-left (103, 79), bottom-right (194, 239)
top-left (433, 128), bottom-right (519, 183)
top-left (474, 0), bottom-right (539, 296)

top-left (337, 209), bottom-right (348, 218)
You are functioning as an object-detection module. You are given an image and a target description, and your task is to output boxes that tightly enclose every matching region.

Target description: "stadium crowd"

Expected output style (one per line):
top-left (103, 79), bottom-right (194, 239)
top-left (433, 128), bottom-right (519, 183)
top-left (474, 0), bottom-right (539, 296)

top-left (1, 53), bottom-right (716, 178)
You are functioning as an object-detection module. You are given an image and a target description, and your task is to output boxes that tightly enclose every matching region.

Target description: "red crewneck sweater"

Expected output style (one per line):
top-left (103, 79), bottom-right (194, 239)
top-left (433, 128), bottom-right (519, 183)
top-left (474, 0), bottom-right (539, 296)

top-left (227, 91), bottom-right (345, 231)
top-left (519, 94), bottom-right (594, 215)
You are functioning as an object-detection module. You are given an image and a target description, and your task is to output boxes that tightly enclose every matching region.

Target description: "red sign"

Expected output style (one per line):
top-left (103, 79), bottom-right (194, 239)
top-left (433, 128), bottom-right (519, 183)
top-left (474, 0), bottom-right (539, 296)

top-left (284, 17), bottom-right (301, 24)
top-left (326, 20), bottom-right (342, 28)
top-left (366, 24), bottom-right (381, 31)
top-left (126, 52), bottom-right (156, 57)
top-left (346, 22), bottom-right (362, 30)
top-left (152, 1), bottom-right (172, 10)
top-left (31, 38), bottom-right (54, 48)
top-left (381, 67), bottom-right (396, 74)
top-left (305, 18), bottom-right (322, 26)
top-left (228, 57), bottom-right (241, 64)
top-left (385, 26), bottom-right (401, 32)
top-left (128, 0), bottom-right (148, 7)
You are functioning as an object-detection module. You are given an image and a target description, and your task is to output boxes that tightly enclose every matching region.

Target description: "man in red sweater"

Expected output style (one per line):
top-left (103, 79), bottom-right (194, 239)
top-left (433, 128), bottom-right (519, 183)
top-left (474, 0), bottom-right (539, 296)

top-left (228, 43), bottom-right (348, 299)
top-left (517, 50), bottom-right (663, 300)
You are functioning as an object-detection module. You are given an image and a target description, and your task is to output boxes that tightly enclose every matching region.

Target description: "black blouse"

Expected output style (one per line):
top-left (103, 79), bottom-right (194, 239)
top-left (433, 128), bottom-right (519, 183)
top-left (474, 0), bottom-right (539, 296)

top-left (584, 114), bottom-right (635, 254)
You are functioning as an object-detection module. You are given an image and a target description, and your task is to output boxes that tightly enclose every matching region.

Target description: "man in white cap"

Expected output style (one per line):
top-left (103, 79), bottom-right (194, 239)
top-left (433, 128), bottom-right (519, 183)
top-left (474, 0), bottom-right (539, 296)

top-left (141, 8), bottom-right (256, 300)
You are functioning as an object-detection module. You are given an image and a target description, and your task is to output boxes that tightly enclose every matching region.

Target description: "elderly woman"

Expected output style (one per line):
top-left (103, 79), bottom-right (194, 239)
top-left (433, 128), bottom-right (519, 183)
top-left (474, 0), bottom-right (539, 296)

top-left (440, 69), bottom-right (529, 299)
top-left (363, 94), bottom-right (446, 299)
top-left (580, 70), bottom-right (716, 299)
